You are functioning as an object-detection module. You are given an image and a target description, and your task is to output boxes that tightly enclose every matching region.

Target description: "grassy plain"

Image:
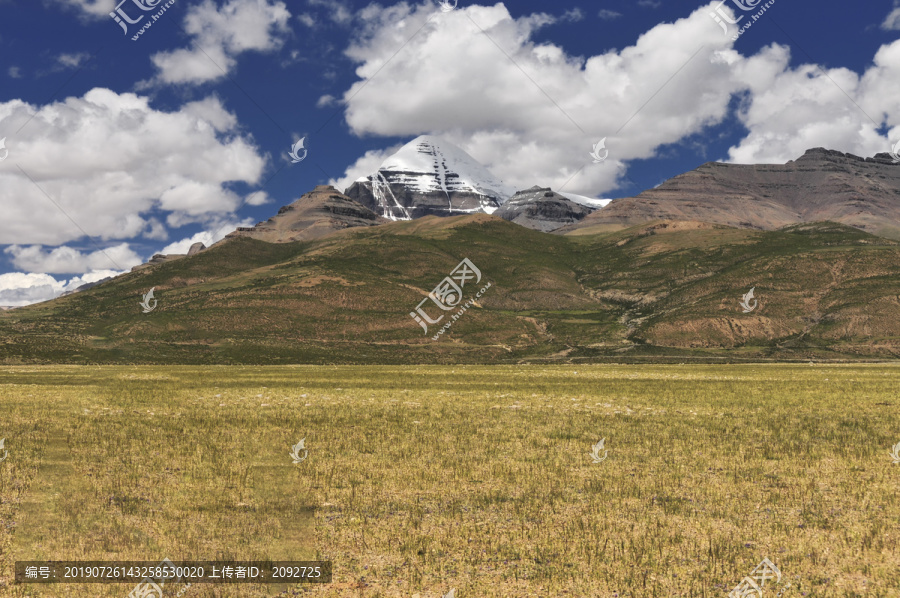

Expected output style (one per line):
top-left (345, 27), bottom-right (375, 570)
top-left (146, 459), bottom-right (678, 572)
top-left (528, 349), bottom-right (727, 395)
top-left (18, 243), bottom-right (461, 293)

top-left (0, 365), bottom-right (898, 597)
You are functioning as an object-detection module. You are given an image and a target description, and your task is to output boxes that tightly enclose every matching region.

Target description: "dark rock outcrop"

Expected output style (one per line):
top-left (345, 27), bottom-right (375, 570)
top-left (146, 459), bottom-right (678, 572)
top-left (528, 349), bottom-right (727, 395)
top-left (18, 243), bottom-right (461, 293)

top-left (496, 186), bottom-right (595, 232)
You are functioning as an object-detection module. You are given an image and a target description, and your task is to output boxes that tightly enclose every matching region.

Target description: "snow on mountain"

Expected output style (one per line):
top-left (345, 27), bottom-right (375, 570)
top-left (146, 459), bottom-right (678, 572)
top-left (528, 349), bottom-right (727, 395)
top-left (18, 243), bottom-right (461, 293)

top-left (557, 192), bottom-right (612, 209)
top-left (345, 135), bottom-right (515, 220)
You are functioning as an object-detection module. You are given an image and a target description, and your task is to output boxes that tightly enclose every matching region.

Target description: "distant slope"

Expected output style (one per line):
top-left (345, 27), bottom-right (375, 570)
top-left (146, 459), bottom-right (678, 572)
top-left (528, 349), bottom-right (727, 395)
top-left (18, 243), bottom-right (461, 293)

top-left (224, 185), bottom-right (385, 243)
top-left (561, 148), bottom-right (900, 239)
top-left (1, 218), bottom-right (900, 364)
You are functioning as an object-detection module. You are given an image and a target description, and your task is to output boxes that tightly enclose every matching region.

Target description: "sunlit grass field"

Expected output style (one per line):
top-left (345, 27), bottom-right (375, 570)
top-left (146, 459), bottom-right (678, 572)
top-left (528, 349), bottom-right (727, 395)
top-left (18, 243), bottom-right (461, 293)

top-left (0, 365), bottom-right (898, 597)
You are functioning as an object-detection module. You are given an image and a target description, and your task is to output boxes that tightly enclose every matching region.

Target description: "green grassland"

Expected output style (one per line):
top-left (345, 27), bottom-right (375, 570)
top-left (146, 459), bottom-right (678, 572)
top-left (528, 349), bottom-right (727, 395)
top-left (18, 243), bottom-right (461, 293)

top-left (1, 364), bottom-right (898, 597)
top-left (2, 218), bottom-right (900, 364)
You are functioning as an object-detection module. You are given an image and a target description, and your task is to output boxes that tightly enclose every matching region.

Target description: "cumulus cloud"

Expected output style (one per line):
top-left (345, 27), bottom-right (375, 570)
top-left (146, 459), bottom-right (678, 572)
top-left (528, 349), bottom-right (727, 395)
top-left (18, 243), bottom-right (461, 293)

top-left (141, 0), bottom-right (291, 86)
top-left (726, 39), bottom-right (900, 163)
top-left (0, 270), bottom-right (120, 307)
top-left (4, 243), bottom-right (142, 274)
top-left (0, 87), bottom-right (265, 245)
top-left (335, 3), bottom-right (745, 195)
top-left (332, 2), bottom-right (900, 195)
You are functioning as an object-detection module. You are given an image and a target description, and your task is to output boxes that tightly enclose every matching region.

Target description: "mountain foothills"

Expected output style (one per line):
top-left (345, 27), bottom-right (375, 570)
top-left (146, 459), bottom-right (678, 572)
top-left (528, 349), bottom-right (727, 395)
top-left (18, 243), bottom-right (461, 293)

top-left (1, 216), bottom-right (900, 364)
top-left (2, 142), bottom-right (900, 364)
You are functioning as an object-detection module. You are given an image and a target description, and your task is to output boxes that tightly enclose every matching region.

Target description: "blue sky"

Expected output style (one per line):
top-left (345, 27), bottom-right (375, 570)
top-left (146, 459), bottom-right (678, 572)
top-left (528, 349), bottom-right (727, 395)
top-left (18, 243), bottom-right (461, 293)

top-left (0, 0), bottom-right (899, 305)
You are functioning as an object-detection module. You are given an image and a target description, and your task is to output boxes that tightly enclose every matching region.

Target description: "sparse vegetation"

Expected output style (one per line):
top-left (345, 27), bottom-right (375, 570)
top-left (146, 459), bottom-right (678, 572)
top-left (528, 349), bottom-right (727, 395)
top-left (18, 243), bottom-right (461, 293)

top-left (1, 219), bottom-right (900, 364)
top-left (1, 364), bottom-right (898, 596)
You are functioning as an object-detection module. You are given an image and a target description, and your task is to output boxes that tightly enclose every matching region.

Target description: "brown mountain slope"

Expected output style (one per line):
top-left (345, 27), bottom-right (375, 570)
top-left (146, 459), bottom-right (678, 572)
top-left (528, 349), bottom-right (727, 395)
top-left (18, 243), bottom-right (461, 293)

top-left (224, 185), bottom-right (386, 243)
top-left (561, 148), bottom-right (900, 239)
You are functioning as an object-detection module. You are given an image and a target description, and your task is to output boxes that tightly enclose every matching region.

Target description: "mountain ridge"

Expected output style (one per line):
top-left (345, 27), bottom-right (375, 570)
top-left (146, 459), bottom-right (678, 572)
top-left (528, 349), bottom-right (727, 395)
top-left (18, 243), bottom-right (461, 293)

top-left (561, 147), bottom-right (900, 239)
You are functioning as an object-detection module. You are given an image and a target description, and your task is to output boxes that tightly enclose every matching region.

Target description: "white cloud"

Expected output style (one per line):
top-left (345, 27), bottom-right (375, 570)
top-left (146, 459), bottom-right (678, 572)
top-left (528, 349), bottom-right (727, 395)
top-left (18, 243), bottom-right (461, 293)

top-left (316, 94), bottom-right (337, 108)
top-left (4, 243), bottom-right (142, 274)
top-left (598, 9), bottom-right (622, 20)
top-left (8, 66), bottom-right (21, 78)
top-left (308, 0), bottom-right (352, 25)
top-left (159, 217), bottom-right (253, 254)
top-left (57, 52), bottom-right (91, 69)
top-left (333, 2), bottom-right (900, 195)
top-left (141, 0), bottom-right (291, 86)
top-left (726, 39), bottom-right (900, 163)
top-left (328, 145), bottom-right (402, 193)
top-left (561, 8), bottom-right (584, 22)
top-left (0, 87), bottom-right (265, 245)
top-left (53, 0), bottom-right (118, 19)
top-left (883, 2), bottom-right (900, 30)
top-left (0, 270), bottom-right (120, 307)
top-left (245, 190), bottom-right (271, 206)
top-left (297, 13), bottom-right (316, 27)
top-left (336, 3), bottom-right (749, 195)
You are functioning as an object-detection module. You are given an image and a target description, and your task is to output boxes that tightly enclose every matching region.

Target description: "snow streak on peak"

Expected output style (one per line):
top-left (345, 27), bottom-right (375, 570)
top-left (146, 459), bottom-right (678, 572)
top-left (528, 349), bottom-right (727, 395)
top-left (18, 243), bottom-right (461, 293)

top-left (353, 135), bottom-right (515, 219)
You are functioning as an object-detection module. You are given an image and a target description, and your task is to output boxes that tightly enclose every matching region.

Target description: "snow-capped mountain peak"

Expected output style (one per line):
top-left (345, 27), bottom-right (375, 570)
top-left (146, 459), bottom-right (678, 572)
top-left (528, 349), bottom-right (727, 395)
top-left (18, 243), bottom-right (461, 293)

top-left (346, 135), bottom-right (515, 220)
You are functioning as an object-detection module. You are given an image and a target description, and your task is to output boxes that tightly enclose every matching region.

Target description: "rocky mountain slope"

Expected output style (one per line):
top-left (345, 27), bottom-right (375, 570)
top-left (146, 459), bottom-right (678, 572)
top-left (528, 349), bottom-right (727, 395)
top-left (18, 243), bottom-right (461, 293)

top-left (2, 216), bottom-right (900, 364)
top-left (225, 185), bottom-right (385, 243)
top-left (344, 135), bottom-right (515, 220)
top-left (496, 186), bottom-right (595, 232)
top-left (561, 148), bottom-right (900, 239)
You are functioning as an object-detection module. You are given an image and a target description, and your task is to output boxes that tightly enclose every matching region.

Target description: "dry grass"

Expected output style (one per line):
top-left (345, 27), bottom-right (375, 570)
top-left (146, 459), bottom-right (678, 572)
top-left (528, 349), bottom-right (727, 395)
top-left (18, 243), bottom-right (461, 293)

top-left (0, 365), bottom-right (898, 597)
